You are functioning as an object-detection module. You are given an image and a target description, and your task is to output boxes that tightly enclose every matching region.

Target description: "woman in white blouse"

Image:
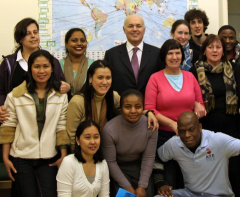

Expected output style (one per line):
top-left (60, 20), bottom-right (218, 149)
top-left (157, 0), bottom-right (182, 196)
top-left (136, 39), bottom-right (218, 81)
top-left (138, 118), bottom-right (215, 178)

top-left (57, 120), bottom-right (109, 197)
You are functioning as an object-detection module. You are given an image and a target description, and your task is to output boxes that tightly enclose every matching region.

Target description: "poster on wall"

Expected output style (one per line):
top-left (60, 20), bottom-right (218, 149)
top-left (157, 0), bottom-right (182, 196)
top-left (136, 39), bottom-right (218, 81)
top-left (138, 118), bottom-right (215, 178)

top-left (38, 0), bottom-right (198, 60)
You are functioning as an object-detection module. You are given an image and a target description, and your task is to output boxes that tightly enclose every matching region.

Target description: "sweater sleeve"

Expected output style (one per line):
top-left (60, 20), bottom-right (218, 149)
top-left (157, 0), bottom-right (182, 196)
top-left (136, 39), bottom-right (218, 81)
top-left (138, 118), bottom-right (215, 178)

top-left (53, 57), bottom-right (65, 81)
top-left (98, 160), bottom-right (110, 197)
top-left (0, 94), bottom-right (17, 144)
top-left (192, 73), bottom-right (204, 105)
top-left (101, 124), bottom-right (131, 189)
top-left (0, 58), bottom-right (9, 106)
top-left (56, 94), bottom-right (69, 147)
top-left (66, 95), bottom-right (85, 152)
top-left (138, 130), bottom-right (158, 188)
top-left (113, 91), bottom-right (121, 115)
top-left (144, 74), bottom-right (160, 115)
top-left (57, 156), bottom-right (74, 197)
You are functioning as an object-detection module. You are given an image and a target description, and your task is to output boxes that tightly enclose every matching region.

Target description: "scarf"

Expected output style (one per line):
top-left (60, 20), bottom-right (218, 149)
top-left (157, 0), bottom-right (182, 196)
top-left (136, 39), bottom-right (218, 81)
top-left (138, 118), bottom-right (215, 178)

top-left (234, 42), bottom-right (240, 63)
top-left (195, 61), bottom-right (238, 114)
top-left (63, 55), bottom-right (88, 96)
top-left (181, 42), bottom-right (193, 71)
top-left (91, 97), bottom-right (107, 131)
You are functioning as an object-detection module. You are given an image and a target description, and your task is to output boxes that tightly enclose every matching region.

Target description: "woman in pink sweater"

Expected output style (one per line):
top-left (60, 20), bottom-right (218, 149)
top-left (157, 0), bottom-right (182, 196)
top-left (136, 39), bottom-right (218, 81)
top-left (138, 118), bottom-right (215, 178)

top-left (145, 39), bottom-right (205, 189)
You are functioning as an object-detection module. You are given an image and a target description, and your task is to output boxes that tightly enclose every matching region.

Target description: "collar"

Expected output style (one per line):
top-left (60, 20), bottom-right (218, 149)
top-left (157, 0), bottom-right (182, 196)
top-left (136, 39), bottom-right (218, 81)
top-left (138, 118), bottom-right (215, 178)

top-left (177, 130), bottom-right (209, 151)
top-left (12, 81), bottom-right (61, 98)
top-left (120, 114), bottom-right (145, 128)
top-left (126, 41), bottom-right (144, 53)
top-left (16, 50), bottom-right (24, 62)
top-left (94, 93), bottom-right (106, 102)
top-left (16, 50), bottom-right (28, 71)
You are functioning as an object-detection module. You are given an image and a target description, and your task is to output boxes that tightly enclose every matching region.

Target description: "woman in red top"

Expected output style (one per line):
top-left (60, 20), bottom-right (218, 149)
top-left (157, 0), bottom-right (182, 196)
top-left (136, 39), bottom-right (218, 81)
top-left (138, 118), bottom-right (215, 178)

top-left (145, 39), bottom-right (205, 189)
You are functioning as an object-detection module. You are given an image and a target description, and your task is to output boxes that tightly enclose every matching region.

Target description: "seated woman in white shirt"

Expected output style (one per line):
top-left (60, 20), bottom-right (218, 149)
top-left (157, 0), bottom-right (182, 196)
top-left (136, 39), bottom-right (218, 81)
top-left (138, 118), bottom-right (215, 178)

top-left (57, 120), bottom-right (110, 197)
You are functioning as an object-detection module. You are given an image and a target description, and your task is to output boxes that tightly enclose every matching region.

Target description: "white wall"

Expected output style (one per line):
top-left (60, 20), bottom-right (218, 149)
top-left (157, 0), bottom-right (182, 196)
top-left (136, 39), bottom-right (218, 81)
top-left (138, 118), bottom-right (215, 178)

top-left (0, 0), bottom-right (38, 58)
top-left (198, 0), bottom-right (228, 34)
top-left (0, 0), bottom-right (229, 58)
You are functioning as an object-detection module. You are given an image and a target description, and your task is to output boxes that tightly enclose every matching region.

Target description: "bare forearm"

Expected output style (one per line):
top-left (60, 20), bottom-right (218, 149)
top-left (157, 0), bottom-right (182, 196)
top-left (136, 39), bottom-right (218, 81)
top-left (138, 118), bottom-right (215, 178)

top-left (156, 113), bottom-right (177, 133)
top-left (156, 113), bottom-right (175, 127)
top-left (2, 143), bottom-right (11, 161)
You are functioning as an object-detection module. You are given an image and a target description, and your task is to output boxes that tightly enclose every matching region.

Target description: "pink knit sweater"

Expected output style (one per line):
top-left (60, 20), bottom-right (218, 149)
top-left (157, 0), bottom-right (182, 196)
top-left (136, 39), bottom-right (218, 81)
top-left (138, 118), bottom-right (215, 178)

top-left (145, 70), bottom-right (204, 132)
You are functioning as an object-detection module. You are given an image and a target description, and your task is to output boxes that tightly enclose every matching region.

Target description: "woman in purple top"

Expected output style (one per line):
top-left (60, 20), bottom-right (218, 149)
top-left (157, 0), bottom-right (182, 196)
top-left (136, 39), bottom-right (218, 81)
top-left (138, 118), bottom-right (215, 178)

top-left (101, 89), bottom-right (158, 197)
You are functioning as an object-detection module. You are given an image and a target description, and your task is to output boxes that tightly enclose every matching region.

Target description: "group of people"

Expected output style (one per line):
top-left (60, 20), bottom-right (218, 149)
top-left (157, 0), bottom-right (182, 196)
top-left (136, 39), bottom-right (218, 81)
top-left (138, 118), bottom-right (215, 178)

top-left (0, 7), bottom-right (240, 197)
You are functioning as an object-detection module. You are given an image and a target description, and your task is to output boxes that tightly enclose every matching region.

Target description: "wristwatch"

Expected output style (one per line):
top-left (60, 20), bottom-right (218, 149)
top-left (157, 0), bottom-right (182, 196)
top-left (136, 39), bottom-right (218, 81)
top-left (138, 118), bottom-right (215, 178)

top-left (145, 110), bottom-right (154, 117)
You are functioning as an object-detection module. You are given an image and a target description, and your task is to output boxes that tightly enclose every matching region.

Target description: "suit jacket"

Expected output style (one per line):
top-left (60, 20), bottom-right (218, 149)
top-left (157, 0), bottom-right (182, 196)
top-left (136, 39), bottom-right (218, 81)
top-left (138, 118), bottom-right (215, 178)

top-left (104, 43), bottom-right (162, 96)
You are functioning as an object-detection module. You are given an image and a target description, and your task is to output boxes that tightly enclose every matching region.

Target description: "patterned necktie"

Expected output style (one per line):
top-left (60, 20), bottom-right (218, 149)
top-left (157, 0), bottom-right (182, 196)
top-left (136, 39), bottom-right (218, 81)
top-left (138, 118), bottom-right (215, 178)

top-left (131, 47), bottom-right (139, 81)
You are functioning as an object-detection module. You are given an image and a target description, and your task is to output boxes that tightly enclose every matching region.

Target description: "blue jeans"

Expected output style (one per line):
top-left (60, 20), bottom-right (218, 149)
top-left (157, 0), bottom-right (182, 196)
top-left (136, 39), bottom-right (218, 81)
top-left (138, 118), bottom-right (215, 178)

top-left (10, 155), bottom-right (58, 197)
top-left (155, 188), bottom-right (223, 197)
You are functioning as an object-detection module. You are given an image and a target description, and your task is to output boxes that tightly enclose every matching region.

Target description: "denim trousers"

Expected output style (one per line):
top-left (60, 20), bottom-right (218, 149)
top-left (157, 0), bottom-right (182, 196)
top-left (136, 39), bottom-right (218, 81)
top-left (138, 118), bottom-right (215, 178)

top-left (10, 155), bottom-right (58, 197)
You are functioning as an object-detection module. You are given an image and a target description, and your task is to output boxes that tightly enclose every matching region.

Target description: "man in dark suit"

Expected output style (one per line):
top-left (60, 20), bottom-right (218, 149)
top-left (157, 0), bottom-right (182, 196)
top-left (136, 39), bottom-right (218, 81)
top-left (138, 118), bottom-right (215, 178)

top-left (104, 15), bottom-right (162, 96)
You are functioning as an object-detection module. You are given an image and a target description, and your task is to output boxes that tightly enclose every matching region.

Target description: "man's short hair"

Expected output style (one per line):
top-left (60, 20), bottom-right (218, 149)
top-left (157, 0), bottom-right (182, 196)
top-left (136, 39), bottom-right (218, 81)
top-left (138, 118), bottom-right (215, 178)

top-left (184, 8), bottom-right (209, 32)
top-left (218, 25), bottom-right (236, 36)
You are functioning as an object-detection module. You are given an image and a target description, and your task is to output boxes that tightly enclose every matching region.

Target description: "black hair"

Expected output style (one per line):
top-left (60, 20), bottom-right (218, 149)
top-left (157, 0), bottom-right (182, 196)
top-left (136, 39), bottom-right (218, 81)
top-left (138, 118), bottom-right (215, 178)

top-left (14, 18), bottom-right (39, 52)
top-left (200, 34), bottom-right (228, 62)
top-left (184, 9), bottom-right (209, 32)
top-left (171, 20), bottom-right (191, 35)
top-left (218, 25), bottom-right (236, 36)
top-left (74, 120), bottom-right (103, 163)
top-left (80, 60), bottom-right (116, 121)
top-left (160, 39), bottom-right (185, 65)
top-left (120, 89), bottom-right (144, 108)
top-left (65, 28), bottom-right (87, 53)
top-left (26, 50), bottom-right (61, 93)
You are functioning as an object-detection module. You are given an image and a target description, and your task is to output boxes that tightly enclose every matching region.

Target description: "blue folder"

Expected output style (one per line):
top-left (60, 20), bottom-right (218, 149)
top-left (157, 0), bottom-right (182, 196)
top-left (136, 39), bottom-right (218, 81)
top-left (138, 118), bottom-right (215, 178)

top-left (116, 188), bottom-right (136, 197)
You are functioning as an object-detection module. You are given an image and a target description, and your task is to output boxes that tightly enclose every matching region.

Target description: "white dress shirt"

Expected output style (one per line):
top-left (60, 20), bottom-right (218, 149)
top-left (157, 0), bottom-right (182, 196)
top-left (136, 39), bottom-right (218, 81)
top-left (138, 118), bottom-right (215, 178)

top-left (16, 50), bottom-right (28, 71)
top-left (126, 41), bottom-right (143, 67)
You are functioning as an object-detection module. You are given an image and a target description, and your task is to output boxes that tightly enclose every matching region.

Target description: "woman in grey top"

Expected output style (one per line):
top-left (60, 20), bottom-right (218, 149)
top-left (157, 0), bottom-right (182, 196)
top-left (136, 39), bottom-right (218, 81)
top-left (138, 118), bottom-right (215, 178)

top-left (101, 89), bottom-right (158, 197)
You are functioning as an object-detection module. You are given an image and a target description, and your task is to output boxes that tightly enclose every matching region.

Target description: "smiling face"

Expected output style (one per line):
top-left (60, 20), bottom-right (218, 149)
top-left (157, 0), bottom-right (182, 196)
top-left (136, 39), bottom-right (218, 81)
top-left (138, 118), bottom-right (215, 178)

top-left (190, 18), bottom-right (204, 38)
top-left (122, 95), bottom-right (143, 123)
top-left (165, 48), bottom-right (182, 70)
top-left (76, 125), bottom-right (100, 158)
top-left (219, 29), bottom-right (236, 53)
top-left (178, 113), bottom-right (202, 149)
top-left (123, 15), bottom-right (145, 46)
top-left (21, 23), bottom-right (40, 51)
top-left (66, 31), bottom-right (87, 57)
top-left (205, 40), bottom-right (223, 67)
top-left (171, 24), bottom-right (190, 46)
top-left (31, 56), bottom-right (52, 88)
top-left (89, 67), bottom-right (112, 96)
